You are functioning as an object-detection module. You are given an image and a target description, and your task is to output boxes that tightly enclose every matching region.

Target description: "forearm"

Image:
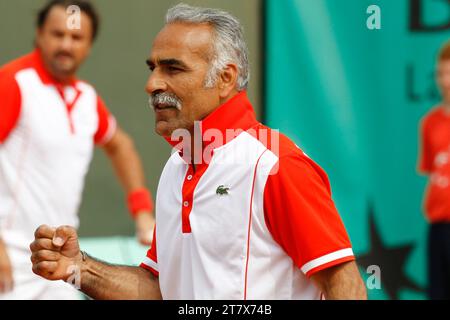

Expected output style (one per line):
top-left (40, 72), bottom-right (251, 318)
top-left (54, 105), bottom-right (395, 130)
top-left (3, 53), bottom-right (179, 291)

top-left (313, 261), bottom-right (367, 300)
top-left (322, 274), bottom-right (367, 300)
top-left (79, 254), bottom-right (162, 300)
top-left (104, 128), bottom-right (147, 192)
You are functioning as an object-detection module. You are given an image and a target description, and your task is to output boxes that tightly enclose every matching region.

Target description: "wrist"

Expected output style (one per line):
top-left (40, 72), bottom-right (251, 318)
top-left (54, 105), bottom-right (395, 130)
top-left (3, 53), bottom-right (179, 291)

top-left (72, 250), bottom-right (89, 289)
top-left (127, 188), bottom-right (154, 219)
top-left (79, 250), bottom-right (88, 272)
top-left (65, 250), bottom-right (87, 288)
top-left (135, 210), bottom-right (153, 220)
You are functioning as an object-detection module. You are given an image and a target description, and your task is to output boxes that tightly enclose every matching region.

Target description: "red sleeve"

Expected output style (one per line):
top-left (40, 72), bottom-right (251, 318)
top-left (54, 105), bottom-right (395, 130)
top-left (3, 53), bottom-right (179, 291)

top-left (418, 118), bottom-right (432, 174)
top-left (139, 226), bottom-right (159, 277)
top-left (264, 152), bottom-right (354, 277)
top-left (94, 96), bottom-right (117, 145)
top-left (0, 72), bottom-right (21, 143)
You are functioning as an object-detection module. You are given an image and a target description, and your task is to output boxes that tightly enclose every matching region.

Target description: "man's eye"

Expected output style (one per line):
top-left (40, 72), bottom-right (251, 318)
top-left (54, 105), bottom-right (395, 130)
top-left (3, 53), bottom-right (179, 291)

top-left (52, 31), bottom-right (65, 38)
top-left (167, 66), bottom-right (182, 73)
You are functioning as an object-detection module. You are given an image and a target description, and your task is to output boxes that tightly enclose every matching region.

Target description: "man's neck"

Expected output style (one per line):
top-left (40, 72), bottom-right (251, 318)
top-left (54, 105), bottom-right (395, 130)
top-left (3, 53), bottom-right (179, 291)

top-left (39, 55), bottom-right (76, 85)
top-left (219, 89), bottom-right (239, 107)
top-left (48, 68), bottom-right (76, 86)
top-left (54, 75), bottom-right (74, 85)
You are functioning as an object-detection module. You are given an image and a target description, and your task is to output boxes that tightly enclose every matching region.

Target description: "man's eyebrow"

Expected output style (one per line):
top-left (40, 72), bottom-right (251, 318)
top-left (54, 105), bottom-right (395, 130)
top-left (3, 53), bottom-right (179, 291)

top-left (160, 58), bottom-right (189, 69)
top-left (146, 58), bottom-right (189, 69)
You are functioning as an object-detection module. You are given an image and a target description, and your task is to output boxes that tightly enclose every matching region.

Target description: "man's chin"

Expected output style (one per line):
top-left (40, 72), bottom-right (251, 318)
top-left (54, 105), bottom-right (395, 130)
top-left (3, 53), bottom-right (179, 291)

top-left (155, 121), bottom-right (174, 137)
top-left (51, 62), bottom-right (77, 77)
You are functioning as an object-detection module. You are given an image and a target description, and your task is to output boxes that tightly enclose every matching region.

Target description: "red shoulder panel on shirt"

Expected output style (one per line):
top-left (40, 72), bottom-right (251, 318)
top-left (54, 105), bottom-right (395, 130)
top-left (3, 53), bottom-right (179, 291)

top-left (262, 131), bottom-right (353, 276)
top-left (0, 66), bottom-right (23, 143)
top-left (94, 96), bottom-right (117, 145)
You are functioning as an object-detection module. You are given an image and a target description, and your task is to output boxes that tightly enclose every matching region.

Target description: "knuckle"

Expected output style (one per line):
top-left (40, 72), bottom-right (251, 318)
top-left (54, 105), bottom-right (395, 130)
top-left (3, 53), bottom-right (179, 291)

top-left (34, 263), bottom-right (43, 272)
top-left (40, 239), bottom-right (51, 250)
top-left (34, 227), bottom-right (41, 238)
top-left (34, 239), bottom-right (51, 250)
top-left (31, 253), bottom-right (39, 264)
top-left (37, 261), bottom-right (48, 271)
top-left (35, 225), bottom-right (47, 237)
top-left (34, 251), bottom-right (43, 260)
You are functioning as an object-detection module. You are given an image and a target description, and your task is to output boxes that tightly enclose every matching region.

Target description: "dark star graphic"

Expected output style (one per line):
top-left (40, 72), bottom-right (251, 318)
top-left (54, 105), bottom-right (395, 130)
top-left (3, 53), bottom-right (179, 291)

top-left (357, 203), bottom-right (424, 299)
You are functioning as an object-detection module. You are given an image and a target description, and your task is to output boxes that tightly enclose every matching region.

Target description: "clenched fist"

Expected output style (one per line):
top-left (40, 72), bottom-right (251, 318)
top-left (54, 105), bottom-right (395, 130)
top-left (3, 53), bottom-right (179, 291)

top-left (30, 225), bottom-right (82, 282)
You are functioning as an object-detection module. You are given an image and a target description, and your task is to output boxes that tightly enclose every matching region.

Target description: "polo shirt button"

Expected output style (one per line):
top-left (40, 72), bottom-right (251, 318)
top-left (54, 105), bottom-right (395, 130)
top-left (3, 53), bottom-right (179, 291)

top-left (187, 175), bottom-right (193, 181)
top-left (183, 201), bottom-right (189, 207)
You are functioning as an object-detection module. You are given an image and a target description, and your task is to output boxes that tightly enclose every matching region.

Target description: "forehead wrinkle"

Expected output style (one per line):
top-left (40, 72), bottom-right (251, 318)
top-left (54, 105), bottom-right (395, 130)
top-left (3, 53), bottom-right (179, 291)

top-left (152, 23), bottom-right (215, 64)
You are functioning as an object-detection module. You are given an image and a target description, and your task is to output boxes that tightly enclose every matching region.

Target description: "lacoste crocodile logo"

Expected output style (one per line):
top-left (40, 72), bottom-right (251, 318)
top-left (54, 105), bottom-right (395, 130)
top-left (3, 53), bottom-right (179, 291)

top-left (216, 185), bottom-right (230, 195)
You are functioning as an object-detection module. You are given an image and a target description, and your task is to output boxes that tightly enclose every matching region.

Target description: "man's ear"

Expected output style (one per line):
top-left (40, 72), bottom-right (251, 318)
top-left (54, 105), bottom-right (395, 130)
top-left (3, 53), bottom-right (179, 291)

top-left (35, 28), bottom-right (44, 48)
top-left (218, 63), bottom-right (239, 99)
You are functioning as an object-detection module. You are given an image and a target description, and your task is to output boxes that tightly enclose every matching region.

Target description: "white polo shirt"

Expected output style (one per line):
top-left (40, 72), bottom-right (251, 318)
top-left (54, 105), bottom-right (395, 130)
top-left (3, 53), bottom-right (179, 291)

top-left (0, 50), bottom-right (116, 250)
top-left (140, 92), bottom-right (354, 299)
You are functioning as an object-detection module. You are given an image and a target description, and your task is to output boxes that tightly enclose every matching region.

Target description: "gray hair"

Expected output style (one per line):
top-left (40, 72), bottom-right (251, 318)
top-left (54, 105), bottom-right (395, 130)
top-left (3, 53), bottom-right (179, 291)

top-left (166, 3), bottom-right (250, 91)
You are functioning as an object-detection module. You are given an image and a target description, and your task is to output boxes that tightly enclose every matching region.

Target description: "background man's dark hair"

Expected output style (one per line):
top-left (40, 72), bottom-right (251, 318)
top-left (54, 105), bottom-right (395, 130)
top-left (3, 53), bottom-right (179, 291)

top-left (37, 0), bottom-right (100, 41)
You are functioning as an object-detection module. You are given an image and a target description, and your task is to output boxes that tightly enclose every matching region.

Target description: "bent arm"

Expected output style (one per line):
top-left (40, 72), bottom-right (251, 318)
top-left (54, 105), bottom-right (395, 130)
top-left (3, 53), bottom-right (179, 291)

top-left (101, 127), bottom-right (155, 244)
top-left (79, 253), bottom-right (162, 300)
top-left (102, 127), bottom-right (147, 193)
top-left (311, 261), bottom-right (367, 300)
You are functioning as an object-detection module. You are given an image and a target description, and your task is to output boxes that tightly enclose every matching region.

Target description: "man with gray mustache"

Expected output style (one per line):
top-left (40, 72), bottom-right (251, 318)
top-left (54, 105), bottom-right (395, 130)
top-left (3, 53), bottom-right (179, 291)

top-left (30, 3), bottom-right (367, 300)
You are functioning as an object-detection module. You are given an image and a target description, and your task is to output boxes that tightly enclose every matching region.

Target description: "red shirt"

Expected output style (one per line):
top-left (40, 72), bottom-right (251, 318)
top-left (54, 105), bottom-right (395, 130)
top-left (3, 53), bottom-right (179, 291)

top-left (418, 106), bottom-right (450, 223)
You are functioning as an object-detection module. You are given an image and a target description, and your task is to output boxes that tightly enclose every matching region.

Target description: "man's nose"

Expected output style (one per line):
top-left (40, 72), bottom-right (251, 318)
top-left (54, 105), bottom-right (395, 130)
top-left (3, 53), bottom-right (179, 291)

top-left (145, 71), bottom-right (167, 94)
top-left (60, 35), bottom-right (74, 51)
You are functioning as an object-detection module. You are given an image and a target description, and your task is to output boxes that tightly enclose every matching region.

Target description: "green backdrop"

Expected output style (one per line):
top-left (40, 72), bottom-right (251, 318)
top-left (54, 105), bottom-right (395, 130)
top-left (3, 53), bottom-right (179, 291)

top-left (266, 0), bottom-right (449, 299)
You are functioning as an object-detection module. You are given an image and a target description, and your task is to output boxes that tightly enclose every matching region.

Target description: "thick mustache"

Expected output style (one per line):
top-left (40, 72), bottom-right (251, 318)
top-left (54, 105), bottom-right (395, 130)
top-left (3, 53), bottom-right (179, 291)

top-left (150, 93), bottom-right (182, 111)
